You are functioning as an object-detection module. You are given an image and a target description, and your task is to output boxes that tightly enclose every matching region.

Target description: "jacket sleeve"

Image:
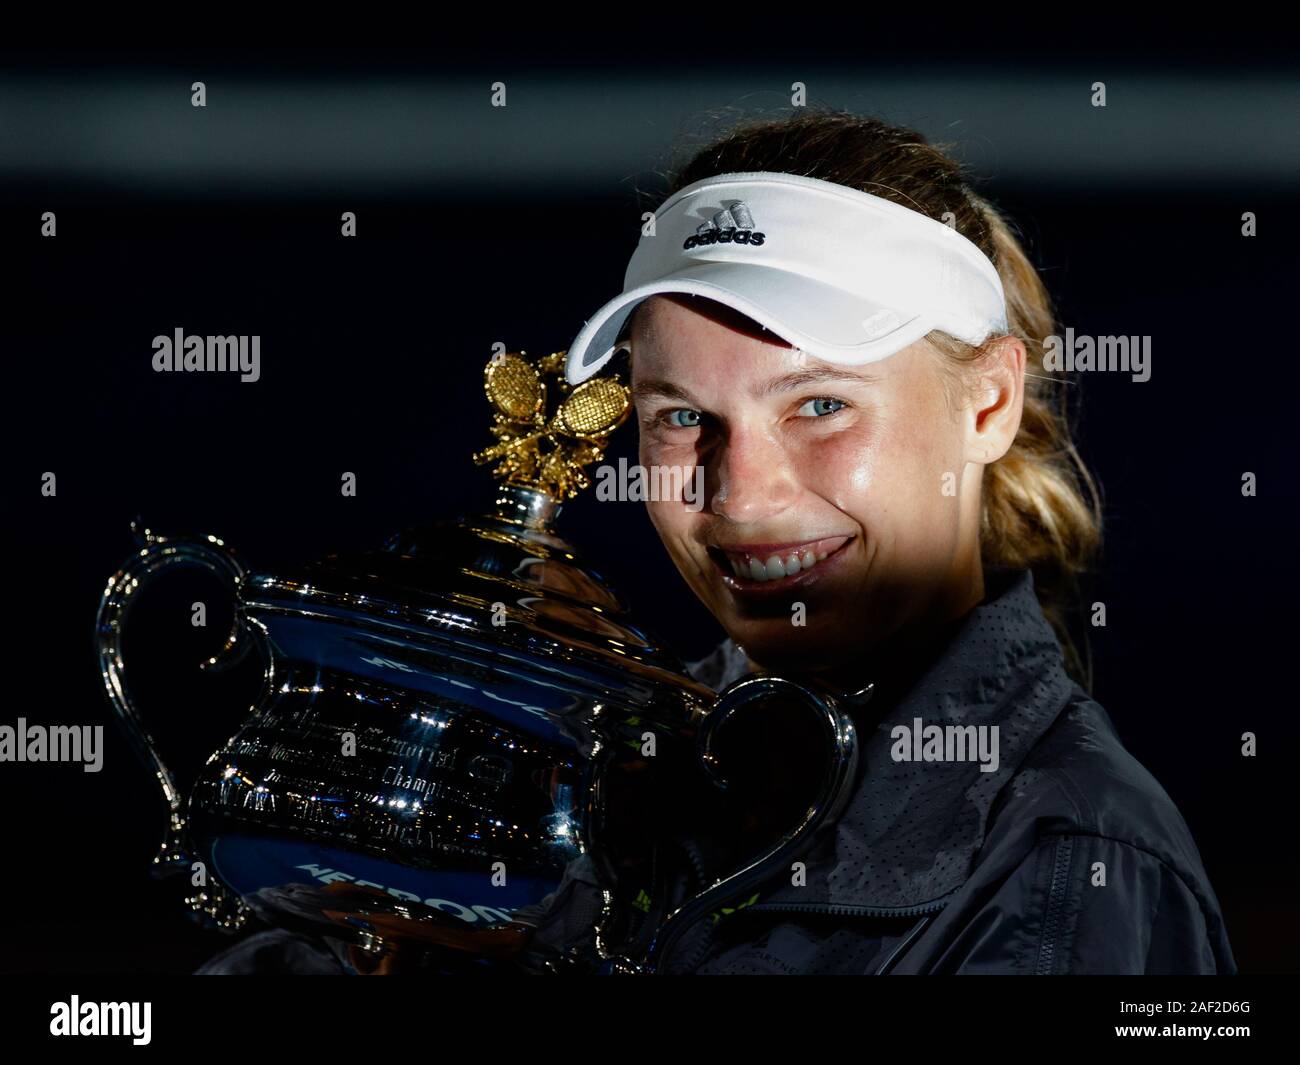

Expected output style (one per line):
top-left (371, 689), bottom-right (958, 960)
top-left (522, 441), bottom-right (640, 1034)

top-left (930, 834), bottom-right (1227, 974)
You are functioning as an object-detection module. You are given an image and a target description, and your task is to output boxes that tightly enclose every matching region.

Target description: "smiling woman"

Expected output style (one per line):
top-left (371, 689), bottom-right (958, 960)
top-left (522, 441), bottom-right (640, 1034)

top-left (191, 109), bottom-right (1237, 978)
top-left (625, 294), bottom-right (1018, 683)
top-left (605, 130), bottom-right (1100, 685)
top-left (512, 109), bottom-right (1237, 976)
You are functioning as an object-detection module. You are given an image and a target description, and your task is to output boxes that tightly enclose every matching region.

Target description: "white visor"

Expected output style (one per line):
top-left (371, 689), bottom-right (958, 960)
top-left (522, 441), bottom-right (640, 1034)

top-left (564, 170), bottom-right (1008, 385)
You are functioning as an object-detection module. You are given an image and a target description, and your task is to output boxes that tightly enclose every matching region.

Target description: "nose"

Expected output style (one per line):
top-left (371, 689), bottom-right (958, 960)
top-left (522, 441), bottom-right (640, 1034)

top-left (709, 425), bottom-right (800, 524)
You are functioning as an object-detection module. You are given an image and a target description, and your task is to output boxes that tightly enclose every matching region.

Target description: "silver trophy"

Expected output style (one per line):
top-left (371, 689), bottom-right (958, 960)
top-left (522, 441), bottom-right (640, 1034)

top-left (95, 350), bottom-right (862, 973)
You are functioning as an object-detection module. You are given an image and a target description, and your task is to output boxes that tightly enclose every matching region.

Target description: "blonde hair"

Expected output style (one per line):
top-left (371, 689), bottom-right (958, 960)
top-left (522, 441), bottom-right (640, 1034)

top-left (631, 108), bottom-right (1103, 685)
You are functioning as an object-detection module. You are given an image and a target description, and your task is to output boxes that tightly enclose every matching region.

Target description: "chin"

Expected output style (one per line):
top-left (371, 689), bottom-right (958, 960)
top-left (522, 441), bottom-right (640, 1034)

top-left (724, 620), bottom-right (857, 676)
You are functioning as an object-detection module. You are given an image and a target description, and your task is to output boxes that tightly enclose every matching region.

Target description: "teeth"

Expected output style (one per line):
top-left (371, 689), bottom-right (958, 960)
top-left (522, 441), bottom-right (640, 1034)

top-left (722, 542), bottom-right (842, 583)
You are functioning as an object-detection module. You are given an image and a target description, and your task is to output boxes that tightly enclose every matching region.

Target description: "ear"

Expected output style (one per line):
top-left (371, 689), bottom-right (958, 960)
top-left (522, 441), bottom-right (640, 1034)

top-left (962, 335), bottom-right (1026, 465)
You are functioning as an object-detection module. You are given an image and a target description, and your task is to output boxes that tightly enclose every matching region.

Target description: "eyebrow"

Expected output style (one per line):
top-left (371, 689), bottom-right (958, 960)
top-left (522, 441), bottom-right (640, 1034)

top-left (631, 364), bottom-right (878, 405)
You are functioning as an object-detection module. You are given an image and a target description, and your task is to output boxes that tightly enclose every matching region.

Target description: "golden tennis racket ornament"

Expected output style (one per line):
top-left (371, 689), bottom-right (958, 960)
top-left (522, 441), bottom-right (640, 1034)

top-left (473, 349), bottom-right (631, 499)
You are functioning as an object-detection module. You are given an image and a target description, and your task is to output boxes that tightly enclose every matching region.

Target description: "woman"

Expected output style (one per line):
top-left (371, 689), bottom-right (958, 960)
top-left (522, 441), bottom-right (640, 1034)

top-left (199, 110), bottom-right (1235, 976)
top-left (513, 110), bottom-right (1236, 975)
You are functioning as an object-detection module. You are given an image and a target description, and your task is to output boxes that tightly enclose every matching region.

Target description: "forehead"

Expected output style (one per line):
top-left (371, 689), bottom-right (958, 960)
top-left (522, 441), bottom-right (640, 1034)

top-left (627, 302), bottom-right (900, 405)
top-left (626, 294), bottom-right (793, 350)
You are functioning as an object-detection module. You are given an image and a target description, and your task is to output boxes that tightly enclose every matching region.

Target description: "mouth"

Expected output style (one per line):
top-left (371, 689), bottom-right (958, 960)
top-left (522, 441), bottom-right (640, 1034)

top-left (705, 534), bottom-right (855, 593)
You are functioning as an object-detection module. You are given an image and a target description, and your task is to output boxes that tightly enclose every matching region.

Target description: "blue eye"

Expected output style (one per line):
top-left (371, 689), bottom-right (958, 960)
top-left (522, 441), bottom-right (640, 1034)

top-left (797, 397), bottom-right (845, 417)
top-left (666, 409), bottom-right (702, 428)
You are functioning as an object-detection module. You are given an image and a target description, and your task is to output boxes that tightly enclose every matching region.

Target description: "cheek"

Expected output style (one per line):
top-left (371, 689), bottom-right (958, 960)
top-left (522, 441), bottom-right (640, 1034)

top-left (804, 410), bottom-right (962, 539)
top-left (638, 431), bottom-right (696, 469)
top-left (644, 498), bottom-right (714, 591)
top-left (636, 428), bottom-right (706, 542)
top-left (644, 495), bottom-right (687, 540)
top-left (872, 415), bottom-right (967, 555)
top-left (639, 473), bottom-right (701, 560)
top-left (800, 426), bottom-right (881, 512)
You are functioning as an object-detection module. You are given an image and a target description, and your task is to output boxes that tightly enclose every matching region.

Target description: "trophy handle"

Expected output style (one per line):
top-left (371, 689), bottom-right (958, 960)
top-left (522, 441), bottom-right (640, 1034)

top-left (630, 674), bottom-right (861, 974)
top-left (94, 516), bottom-right (259, 876)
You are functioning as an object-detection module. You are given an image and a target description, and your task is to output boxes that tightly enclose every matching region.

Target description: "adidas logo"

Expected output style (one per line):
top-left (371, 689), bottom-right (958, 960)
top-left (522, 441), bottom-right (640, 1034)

top-left (683, 200), bottom-right (767, 249)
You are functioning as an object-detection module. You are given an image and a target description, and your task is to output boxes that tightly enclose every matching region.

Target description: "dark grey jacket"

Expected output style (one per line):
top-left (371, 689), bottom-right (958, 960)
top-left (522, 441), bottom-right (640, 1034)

top-left (518, 565), bottom-right (1236, 975)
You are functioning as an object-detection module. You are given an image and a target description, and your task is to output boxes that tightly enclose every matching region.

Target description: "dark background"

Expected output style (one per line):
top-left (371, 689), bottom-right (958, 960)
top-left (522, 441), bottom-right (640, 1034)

top-left (5, 38), bottom-right (1297, 973)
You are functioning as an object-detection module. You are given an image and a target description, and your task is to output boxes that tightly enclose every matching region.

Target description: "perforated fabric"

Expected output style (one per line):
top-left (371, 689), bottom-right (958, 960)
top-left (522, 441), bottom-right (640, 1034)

top-left (685, 565), bottom-right (1076, 910)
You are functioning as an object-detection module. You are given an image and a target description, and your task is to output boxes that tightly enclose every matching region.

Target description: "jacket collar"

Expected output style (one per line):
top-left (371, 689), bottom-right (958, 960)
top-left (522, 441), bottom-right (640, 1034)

top-left (687, 566), bottom-right (1079, 910)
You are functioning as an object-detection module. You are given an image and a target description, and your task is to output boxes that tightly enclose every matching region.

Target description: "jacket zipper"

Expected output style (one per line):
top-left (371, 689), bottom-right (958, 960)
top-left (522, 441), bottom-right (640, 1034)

top-left (740, 896), bottom-right (953, 919)
top-left (668, 897), bottom-right (952, 975)
top-left (1035, 836), bottom-right (1074, 975)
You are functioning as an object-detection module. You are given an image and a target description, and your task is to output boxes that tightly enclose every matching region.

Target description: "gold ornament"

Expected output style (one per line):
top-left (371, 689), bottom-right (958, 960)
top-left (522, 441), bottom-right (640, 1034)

top-left (473, 349), bottom-right (631, 500)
